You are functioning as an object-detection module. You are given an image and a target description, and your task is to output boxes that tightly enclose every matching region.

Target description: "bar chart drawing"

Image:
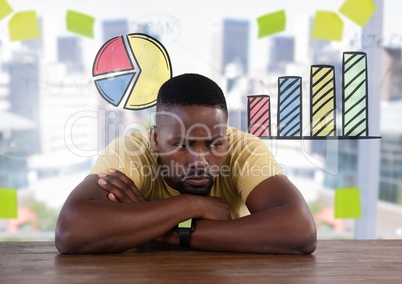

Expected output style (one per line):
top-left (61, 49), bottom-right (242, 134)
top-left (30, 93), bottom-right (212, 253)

top-left (277, 76), bottom-right (303, 137)
top-left (310, 65), bottom-right (336, 136)
top-left (342, 52), bottom-right (369, 137)
top-left (247, 95), bottom-right (271, 137)
top-left (246, 51), bottom-right (380, 140)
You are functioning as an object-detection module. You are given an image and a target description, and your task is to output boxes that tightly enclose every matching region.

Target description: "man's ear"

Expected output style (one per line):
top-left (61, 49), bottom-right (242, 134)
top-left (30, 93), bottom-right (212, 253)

top-left (150, 125), bottom-right (159, 152)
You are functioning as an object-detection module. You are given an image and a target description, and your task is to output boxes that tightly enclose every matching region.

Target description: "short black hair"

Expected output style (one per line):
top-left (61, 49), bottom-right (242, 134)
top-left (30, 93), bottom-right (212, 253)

top-left (156, 73), bottom-right (228, 114)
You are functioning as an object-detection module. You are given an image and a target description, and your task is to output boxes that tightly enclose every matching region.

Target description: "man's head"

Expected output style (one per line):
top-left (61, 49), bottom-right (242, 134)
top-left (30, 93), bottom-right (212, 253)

top-left (152, 73), bottom-right (229, 196)
top-left (155, 73), bottom-right (228, 124)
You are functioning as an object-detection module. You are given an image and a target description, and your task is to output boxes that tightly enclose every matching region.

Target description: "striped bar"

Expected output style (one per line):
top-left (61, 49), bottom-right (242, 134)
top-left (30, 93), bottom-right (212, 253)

top-left (248, 95), bottom-right (271, 137)
top-left (342, 52), bottom-right (369, 136)
top-left (310, 65), bottom-right (336, 136)
top-left (277, 76), bottom-right (302, 137)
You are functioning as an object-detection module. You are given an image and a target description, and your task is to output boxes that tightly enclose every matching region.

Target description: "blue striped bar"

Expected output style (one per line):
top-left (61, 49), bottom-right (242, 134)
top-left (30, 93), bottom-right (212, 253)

top-left (277, 76), bottom-right (302, 137)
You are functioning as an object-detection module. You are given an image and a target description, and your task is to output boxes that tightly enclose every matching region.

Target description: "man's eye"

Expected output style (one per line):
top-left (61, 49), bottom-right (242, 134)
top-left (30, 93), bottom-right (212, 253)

top-left (209, 141), bottom-right (222, 149)
top-left (176, 144), bottom-right (187, 149)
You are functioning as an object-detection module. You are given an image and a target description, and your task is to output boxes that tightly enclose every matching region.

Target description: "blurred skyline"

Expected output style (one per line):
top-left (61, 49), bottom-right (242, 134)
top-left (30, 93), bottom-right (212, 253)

top-left (1, 0), bottom-right (400, 42)
top-left (1, 0), bottom-right (402, 240)
top-left (1, 1), bottom-right (399, 75)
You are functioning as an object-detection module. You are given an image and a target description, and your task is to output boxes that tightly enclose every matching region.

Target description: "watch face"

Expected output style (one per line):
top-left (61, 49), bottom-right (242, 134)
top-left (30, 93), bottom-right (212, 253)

top-left (178, 219), bottom-right (194, 230)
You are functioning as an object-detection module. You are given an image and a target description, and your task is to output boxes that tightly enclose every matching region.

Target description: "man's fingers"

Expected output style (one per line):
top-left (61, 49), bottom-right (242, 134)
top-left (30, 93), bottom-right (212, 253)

top-left (97, 170), bottom-right (146, 203)
top-left (107, 169), bottom-right (147, 203)
top-left (108, 193), bottom-right (117, 202)
top-left (107, 168), bottom-right (132, 184)
top-left (97, 177), bottom-right (133, 203)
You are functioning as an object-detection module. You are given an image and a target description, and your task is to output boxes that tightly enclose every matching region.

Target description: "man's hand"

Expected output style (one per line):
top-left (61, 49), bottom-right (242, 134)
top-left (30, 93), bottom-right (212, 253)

top-left (98, 168), bottom-right (147, 203)
top-left (98, 168), bottom-right (231, 221)
top-left (195, 196), bottom-right (232, 221)
top-left (96, 168), bottom-right (231, 247)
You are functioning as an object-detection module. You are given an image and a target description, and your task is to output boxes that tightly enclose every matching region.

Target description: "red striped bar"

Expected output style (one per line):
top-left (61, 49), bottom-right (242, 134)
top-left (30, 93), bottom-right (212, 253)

top-left (248, 95), bottom-right (271, 137)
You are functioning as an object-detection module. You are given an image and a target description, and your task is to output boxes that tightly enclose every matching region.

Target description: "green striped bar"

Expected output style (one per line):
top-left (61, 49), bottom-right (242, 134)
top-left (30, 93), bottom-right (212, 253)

top-left (310, 65), bottom-right (336, 136)
top-left (342, 52), bottom-right (368, 136)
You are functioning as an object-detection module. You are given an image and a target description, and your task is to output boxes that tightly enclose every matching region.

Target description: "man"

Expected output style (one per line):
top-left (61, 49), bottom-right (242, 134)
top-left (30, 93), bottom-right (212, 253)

top-left (56, 73), bottom-right (316, 254)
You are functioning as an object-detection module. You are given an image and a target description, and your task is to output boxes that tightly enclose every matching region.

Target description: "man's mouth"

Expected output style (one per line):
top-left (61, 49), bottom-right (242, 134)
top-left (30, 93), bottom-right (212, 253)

top-left (182, 175), bottom-right (211, 187)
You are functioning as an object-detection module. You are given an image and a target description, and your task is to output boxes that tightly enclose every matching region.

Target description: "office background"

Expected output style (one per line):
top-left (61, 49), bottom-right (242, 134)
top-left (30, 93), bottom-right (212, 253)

top-left (0, 0), bottom-right (401, 240)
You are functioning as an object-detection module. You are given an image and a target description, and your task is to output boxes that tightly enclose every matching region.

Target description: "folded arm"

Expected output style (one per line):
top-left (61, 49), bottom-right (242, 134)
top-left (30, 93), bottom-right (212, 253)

top-left (188, 174), bottom-right (317, 254)
top-left (55, 172), bottom-right (230, 254)
top-left (56, 170), bottom-right (316, 255)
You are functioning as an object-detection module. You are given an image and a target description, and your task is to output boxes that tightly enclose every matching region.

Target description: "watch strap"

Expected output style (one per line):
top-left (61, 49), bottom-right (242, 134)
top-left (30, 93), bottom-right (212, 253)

top-left (176, 219), bottom-right (195, 248)
top-left (177, 228), bottom-right (191, 248)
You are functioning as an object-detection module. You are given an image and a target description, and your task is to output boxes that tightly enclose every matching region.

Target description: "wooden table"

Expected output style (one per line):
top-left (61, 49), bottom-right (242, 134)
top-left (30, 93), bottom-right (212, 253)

top-left (1, 240), bottom-right (402, 283)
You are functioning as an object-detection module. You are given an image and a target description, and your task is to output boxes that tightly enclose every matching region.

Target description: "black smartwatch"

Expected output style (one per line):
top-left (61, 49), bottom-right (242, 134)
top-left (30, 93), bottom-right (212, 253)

top-left (176, 219), bottom-right (195, 248)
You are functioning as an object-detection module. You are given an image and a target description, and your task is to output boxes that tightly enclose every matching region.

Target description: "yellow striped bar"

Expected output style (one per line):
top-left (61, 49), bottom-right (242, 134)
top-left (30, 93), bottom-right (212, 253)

top-left (310, 65), bottom-right (336, 136)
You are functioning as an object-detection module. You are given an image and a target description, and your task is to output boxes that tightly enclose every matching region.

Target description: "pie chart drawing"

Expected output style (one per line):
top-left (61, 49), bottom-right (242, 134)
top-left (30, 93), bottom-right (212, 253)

top-left (92, 33), bottom-right (172, 110)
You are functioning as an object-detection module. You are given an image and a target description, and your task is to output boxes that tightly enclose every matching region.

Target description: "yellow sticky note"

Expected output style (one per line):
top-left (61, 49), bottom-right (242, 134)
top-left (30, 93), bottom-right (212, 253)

top-left (339, 0), bottom-right (376, 27)
top-left (8, 11), bottom-right (40, 41)
top-left (0, 188), bottom-right (18, 219)
top-left (334, 188), bottom-right (361, 219)
top-left (0, 0), bottom-right (13, 21)
top-left (257, 10), bottom-right (286, 38)
top-left (66, 10), bottom-right (95, 38)
top-left (312, 11), bottom-right (343, 42)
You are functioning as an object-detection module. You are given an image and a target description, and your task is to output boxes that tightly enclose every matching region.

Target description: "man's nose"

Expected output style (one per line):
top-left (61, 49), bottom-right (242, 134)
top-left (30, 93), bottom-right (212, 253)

top-left (188, 146), bottom-right (209, 168)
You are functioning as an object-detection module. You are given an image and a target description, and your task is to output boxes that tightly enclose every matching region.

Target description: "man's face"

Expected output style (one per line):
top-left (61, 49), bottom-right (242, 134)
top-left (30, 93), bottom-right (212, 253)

top-left (152, 105), bottom-right (228, 196)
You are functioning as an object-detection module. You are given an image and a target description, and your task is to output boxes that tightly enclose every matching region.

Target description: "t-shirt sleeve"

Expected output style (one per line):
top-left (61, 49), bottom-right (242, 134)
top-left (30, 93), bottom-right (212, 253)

top-left (88, 137), bottom-right (126, 175)
top-left (230, 134), bottom-right (284, 202)
top-left (88, 132), bottom-right (151, 190)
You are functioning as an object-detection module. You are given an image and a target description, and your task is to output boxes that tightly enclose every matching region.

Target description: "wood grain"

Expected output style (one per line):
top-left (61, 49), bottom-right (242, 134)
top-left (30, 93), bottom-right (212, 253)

top-left (1, 240), bottom-right (402, 283)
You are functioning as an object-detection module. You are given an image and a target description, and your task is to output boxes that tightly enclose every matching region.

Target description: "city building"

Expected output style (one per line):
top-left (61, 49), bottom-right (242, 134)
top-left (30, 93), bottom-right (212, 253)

top-left (6, 49), bottom-right (42, 155)
top-left (323, 100), bottom-right (402, 207)
top-left (268, 36), bottom-right (295, 74)
top-left (0, 70), bottom-right (34, 189)
top-left (0, 32), bottom-right (99, 183)
top-left (102, 19), bottom-right (129, 43)
top-left (57, 37), bottom-right (84, 73)
top-left (382, 46), bottom-right (402, 101)
top-left (379, 100), bottom-right (402, 204)
top-left (221, 19), bottom-right (250, 78)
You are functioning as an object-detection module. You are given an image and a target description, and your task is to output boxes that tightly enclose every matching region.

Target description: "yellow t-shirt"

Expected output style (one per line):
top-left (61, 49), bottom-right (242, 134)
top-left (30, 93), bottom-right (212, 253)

top-left (89, 126), bottom-right (283, 218)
